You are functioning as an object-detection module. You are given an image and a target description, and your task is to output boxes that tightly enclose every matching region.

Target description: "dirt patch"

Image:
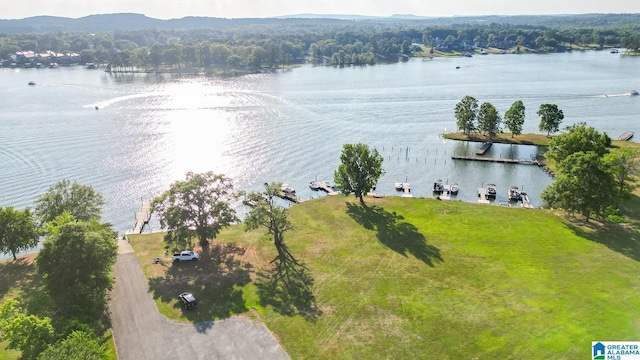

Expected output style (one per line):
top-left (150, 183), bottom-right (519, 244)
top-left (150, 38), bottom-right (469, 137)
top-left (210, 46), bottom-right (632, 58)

top-left (151, 242), bottom-right (258, 289)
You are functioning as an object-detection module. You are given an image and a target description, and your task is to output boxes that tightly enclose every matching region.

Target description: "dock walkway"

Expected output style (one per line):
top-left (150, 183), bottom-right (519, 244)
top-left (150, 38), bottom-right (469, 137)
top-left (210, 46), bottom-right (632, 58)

top-left (133, 202), bottom-right (151, 234)
top-left (452, 155), bottom-right (536, 164)
top-left (476, 141), bottom-right (493, 155)
top-left (312, 181), bottom-right (340, 196)
top-left (618, 131), bottom-right (634, 141)
top-left (521, 194), bottom-right (534, 209)
top-left (476, 188), bottom-right (491, 204)
top-left (278, 191), bottom-right (302, 203)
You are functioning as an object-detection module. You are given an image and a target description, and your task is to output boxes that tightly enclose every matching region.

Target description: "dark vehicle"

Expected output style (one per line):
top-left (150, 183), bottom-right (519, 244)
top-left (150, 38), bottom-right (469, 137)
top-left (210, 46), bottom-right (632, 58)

top-left (179, 292), bottom-right (197, 310)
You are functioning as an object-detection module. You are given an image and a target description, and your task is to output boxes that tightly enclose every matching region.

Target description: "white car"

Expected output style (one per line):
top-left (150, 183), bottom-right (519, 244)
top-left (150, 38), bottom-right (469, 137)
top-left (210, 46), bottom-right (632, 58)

top-left (172, 251), bottom-right (199, 262)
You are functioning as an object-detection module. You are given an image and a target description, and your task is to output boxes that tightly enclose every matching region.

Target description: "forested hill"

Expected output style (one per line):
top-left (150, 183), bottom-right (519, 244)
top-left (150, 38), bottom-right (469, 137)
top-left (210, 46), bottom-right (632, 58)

top-left (1, 12), bottom-right (640, 34)
top-left (0, 13), bottom-right (348, 34)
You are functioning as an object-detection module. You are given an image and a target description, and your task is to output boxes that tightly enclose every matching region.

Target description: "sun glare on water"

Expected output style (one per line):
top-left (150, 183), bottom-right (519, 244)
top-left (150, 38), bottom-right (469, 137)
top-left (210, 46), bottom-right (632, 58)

top-left (157, 80), bottom-right (236, 182)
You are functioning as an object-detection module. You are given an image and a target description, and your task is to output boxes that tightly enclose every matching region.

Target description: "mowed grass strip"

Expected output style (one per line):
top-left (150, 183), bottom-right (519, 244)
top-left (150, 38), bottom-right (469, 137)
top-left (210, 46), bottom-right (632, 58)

top-left (442, 132), bottom-right (553, 146)
top-left (130, 195), bottom-right (640, 359)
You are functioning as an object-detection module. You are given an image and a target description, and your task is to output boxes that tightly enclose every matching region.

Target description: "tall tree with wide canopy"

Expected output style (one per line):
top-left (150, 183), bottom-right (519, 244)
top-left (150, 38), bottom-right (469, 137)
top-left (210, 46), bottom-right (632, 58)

top-left (0, 206), bottom-right (39, 260)
top-left (544, 123), bottom-right (609, 168)
top-left (334, 143), bottom-right (385, 205)
top-left (454, 95), bottom-right (478, 135)
top-left (537, 103), bottom-right (564, 136)
top-left (477, 102), bottom-right (501, 138)
top-left (541, 151), bottom-right (614, 221)
top-left (36, 221), bottom-right (117, 320)
top-left (0, 300), bottom-right (55, 360)
top-left (504, 100), bottom-right (525, 137)
top-left (244, 183), bottom-right (316, 316)
top-left (152, 171), bottom-right (240, 250)
top-left (34, 180), bottom-right (104, 226)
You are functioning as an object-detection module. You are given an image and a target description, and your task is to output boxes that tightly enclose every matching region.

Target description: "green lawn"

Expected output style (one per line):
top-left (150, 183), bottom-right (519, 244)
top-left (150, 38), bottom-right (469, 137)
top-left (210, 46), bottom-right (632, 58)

top-left (130, 195), bottom-right (640, 359)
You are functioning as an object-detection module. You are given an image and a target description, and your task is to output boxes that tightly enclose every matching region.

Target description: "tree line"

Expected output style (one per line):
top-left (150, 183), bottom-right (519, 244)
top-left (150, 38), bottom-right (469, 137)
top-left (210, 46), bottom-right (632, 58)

top-left (1, 16), bottom-right (639, 72)
top-left (541, 124), bottom-right (637, 221)
top-left (0, 180), bottom-right (116, 359)
top-left (453, 95), bottom-right (566, 138)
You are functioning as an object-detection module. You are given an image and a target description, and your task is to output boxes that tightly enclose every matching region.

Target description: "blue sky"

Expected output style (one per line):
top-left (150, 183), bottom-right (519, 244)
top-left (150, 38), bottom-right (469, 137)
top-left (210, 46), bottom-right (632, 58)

top-left (3, 0), bottom-right (640, 20)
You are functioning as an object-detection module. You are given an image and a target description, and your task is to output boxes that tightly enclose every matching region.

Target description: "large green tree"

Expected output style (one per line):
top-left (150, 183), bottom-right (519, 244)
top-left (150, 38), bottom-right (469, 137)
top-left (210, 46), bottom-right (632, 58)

top-left (503, 100), bottom-right (525, 137)
top-left (244, 183), bottom-right (316, 316)
top-left (541, 151), bottom-right (614, 221)
top-left (537, 103), bottom-right (564, 136)
top-left (0, 300), bottom-right (55, 360)
top-left (544, 123), bottom-right (609, 168)
top-left (454, 95), bottom-right (478, 135)
top-left (34, 180), bottom-right (104, 226)
top-left (152, 171), bottom-right (240, 250)
top-left (477, 102), bottom-right (501, 138)
top-left (37, 330), bottom-right (107, 360)
top-left (36, 221), bottom-right (117, 320)
top-left (244, 182), bottom-right (294, 263)
top-left (334, 143), bottom-right (385, 205)
top-left (0, 207), bottom-right (39, 260)
top-left (603, 147), bottom-right (639, 207)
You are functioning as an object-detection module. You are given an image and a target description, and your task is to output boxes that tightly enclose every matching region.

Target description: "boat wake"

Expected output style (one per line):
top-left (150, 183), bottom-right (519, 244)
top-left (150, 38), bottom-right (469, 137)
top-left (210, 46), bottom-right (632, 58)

top-left (84, 92), bottom-right (165, 109)
top-left (589, 92), bottom-right (636, 98)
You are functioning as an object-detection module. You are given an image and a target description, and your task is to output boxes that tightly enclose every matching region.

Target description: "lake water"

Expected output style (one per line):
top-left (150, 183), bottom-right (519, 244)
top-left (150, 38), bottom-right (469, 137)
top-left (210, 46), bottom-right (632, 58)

top-left (1, 50), bottom-right (638, 249)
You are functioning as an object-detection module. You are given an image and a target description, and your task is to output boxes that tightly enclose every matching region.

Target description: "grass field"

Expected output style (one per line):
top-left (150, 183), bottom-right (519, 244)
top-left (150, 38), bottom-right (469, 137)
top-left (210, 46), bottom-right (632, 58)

top-left (128, 195), bottom-right (640, 359)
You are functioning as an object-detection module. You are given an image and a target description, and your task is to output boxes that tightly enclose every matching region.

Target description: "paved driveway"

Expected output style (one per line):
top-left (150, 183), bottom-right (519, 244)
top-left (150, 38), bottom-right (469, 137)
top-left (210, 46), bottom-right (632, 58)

top-left (110, 240), bottom-right (290, 360)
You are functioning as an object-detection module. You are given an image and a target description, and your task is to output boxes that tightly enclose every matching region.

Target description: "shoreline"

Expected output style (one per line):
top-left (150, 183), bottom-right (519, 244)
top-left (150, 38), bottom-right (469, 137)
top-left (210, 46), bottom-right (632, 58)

top-left (442, 132), bottom-right (639, 148)
top-left (442, 132), bottom-right (553, 146)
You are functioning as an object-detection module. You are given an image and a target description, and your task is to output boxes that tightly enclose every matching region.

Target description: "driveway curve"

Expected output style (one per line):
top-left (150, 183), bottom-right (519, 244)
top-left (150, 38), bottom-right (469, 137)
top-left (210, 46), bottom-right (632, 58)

top-left (110, 239), bottom-right (290, 360)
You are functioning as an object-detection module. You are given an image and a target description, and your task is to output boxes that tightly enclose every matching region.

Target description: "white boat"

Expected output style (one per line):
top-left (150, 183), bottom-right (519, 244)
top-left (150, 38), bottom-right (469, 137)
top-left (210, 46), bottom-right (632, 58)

top-left (281, 184), bottom-right (296, 194)
top-left (433, 179), bottom-right (445, 193)
top-left (486, 183), bottom-right (497, 197)
top-left (508, 186), bottom-right (522, 201)
top-left (394, 182), bottom-right (404, 191)
top-left (631, 90), bottom-right (639, 96)
top-left (309, 181), bottom-right (320, 190)
top-left (449, 184), bottom-right (459, 195)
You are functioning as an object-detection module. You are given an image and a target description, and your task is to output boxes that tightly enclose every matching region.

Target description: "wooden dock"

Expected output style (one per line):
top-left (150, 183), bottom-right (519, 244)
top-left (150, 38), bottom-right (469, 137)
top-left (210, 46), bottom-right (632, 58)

top-left (521, 193), bottom-right (534, 208)
top-left (452, 155), bottom-right (536, 164)
top-left (476, 188), bottom-right (491, 204)
top-left (618, 131), bottom-right (634, 141)
top-left (133, 202), bottom-right (152, 234)
top-left (312, 181), bottom-right (340, 196)
top-left (476, 141), bottom-right (493, 155)
top-left (398, 183), bottom-right (412, 198)
top-left (277, 189), bottom-right (302, 203)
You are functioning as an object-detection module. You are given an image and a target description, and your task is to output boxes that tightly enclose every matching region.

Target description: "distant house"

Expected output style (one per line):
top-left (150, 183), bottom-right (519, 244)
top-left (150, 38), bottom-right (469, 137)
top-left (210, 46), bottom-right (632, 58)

top-left (58, 52), bottom-right (81, 65)
top-left (36, 50), bottom-right (59, 64)
top-left (15, 51), bottom-right (37, 65)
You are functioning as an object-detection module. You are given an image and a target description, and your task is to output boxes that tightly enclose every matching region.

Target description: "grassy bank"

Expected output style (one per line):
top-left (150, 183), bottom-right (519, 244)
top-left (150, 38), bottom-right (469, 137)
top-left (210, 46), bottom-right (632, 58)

top-left (130, 195), bottom-right (640, 359)
top-left (443, 132), bottom-right (553, 146)
top-left (443, 133), bottom-right (640, 149)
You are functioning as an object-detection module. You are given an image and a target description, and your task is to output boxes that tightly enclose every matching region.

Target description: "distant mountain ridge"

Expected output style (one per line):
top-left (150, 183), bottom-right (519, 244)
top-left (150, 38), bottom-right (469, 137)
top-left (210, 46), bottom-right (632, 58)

top-left (1, 12), bottom-right (639, 33)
